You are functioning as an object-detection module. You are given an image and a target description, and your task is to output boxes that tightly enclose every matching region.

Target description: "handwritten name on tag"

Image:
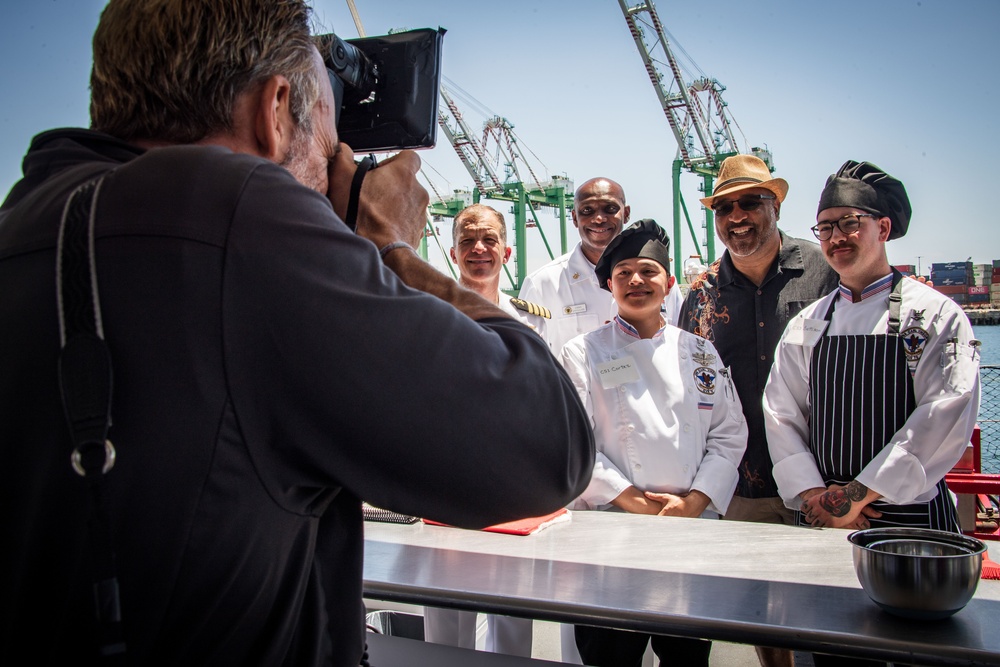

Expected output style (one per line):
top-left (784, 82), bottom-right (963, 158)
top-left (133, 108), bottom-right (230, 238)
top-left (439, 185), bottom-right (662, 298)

top-left (785, 318), bottom-right (828, 347)
top-left (597, 356), bottom-right (640, 389)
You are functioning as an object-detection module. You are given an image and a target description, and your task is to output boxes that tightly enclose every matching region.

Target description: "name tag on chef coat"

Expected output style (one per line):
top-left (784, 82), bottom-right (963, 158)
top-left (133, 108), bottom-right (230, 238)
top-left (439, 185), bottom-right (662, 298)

top-left (785, 318), bottom-right (828, 347)
top-left (597, 356), bottom-right (640, 389)
top-left (563, 303), bottom-right (587, 315)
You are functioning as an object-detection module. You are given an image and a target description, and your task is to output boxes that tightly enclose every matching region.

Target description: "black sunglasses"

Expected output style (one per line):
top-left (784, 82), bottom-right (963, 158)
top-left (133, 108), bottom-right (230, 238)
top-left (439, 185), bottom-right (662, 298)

top-left (711, 194), bottom-right (776, 217)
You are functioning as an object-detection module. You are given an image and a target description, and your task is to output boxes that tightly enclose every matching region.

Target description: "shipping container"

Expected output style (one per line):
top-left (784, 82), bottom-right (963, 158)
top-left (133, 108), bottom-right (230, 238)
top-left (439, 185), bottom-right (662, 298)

top-left (931, 267), bottom-right (972, 280)
top-left (991, 283), bottom-right (1000, 293)
top-left (934, 277), bottom-right (969, 287)
top-left (932, 262), bottom-right (973, 272)
top-left (993, 259), bottom-right (1000, 268)
top-left (968, 293), bottom-right (989, 304)
top-left (969, 285), bottom-right (990, 295)
top-left (948, 293), bottom-right (968, 304)
top-left (893, 264), bottom-right (916, 274)
top-left (935, 285), bottom-right (967, 295)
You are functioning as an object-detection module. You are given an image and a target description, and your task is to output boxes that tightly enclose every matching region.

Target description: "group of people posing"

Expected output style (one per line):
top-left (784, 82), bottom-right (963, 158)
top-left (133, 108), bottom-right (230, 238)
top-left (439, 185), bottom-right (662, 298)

top-left (427, 155), bottom-right (982, 667)
top-left (0, 2), bottom-right (981, 665)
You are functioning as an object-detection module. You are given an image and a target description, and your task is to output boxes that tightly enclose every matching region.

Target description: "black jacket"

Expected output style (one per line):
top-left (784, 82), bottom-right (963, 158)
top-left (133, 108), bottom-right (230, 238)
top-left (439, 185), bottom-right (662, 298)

top-left (0, 129), bottom-right (594, 665)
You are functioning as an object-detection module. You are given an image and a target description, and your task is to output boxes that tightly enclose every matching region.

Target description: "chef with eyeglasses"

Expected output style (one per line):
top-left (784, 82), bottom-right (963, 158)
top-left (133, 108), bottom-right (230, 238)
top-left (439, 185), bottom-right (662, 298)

top-left (763, 160), bottom-right (981, 539)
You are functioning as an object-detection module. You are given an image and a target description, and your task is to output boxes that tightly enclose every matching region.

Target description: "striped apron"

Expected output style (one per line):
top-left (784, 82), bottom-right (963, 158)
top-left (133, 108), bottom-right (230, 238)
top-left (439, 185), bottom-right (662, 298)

top-left (802, 272), bottom-right (959, 531)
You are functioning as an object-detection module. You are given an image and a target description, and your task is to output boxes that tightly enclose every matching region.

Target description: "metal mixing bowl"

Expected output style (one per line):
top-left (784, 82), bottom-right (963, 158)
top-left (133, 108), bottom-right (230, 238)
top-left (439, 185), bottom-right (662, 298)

top-left (848, 527), bottom-right (986, 619)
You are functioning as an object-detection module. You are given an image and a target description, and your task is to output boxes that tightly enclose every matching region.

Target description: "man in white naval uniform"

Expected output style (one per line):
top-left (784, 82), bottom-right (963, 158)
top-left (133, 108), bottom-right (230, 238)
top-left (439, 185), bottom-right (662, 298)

top-left (423, 203), bottom-right (546, 656)
top-left (562, 219), bottom-right (746, 667)
top-left (764, 162), bottom-right (981, 667)
top-left (518, 177), bottom-right (625, 357)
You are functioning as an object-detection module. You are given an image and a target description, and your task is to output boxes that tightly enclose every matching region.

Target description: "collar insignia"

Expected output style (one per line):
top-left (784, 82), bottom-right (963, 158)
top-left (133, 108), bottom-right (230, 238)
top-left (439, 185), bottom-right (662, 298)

top-left (692, 351), bottom-right (716, 366)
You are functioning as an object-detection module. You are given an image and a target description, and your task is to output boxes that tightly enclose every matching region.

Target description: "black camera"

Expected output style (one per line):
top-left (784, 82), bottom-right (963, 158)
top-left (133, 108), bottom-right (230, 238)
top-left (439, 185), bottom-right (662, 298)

top-left (314, 28), bottom-right (445, 153)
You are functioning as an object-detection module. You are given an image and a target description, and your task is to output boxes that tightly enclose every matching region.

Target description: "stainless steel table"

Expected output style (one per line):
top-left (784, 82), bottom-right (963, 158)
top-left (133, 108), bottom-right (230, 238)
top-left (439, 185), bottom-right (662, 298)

top-left (363, 511), bottom-right (1000, 665)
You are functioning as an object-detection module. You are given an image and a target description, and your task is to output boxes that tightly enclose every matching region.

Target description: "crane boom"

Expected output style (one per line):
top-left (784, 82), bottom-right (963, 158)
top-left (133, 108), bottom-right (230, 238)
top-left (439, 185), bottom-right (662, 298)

top-left (618, 0), bottom-right (741, 169)
top-left (438, 89), bottom-right (504, 194)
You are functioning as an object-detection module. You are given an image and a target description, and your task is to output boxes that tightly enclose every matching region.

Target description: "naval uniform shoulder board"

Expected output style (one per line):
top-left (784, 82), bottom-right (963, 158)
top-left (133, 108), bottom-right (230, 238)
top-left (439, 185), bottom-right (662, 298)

top-left (509, 297), bottom-right (551, 319)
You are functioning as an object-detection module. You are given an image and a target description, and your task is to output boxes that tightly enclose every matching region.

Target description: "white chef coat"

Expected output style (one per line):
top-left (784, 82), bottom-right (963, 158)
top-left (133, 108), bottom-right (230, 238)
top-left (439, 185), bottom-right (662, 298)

top-left (518, 244), bottom-right (616, 356)
top-left (561, 317), bottom-right (747, 515)
top-left (763, 277), bottom-right (981, 509)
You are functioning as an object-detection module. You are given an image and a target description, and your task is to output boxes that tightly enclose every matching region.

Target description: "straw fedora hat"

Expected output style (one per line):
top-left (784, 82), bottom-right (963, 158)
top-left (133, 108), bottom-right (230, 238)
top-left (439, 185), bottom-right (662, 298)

top-left (699, 154), bottom-right (788, 207)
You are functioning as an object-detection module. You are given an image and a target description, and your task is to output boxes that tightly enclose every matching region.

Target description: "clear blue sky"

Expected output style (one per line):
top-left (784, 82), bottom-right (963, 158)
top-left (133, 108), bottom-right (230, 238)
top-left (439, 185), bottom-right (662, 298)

top-left (2, 0), bottom-right (998, 282)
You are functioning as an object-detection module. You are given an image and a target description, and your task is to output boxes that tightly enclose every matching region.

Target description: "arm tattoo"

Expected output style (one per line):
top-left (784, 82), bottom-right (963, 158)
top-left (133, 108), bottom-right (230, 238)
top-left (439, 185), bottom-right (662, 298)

top-left (846, 480), bottom-right (868, 502)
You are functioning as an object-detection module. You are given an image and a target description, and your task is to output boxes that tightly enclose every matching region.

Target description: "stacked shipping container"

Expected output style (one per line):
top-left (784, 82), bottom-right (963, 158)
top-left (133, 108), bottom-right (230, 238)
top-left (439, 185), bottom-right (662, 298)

top-left (993, 259), bottom-right (1000, 307)
top-left (929, 261), bottom-right (1000, 307)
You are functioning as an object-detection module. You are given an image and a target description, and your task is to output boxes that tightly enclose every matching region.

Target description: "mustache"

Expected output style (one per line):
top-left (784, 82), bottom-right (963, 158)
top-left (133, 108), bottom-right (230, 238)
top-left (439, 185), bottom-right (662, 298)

top-left (827, 241), bottom-right (855, 254)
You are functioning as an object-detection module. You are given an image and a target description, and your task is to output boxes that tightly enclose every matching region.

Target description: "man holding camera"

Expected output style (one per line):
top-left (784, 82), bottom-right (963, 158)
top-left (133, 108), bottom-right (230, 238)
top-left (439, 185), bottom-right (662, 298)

top-left (0, 2), bottom-right (594, 665)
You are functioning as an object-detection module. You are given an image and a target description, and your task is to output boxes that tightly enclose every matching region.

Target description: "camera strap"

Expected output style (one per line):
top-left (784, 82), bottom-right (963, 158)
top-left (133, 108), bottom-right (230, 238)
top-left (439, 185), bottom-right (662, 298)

top-left (344, 155), bottom-right (375, 231)
top-left (56, 173), bottom-right (127, 663)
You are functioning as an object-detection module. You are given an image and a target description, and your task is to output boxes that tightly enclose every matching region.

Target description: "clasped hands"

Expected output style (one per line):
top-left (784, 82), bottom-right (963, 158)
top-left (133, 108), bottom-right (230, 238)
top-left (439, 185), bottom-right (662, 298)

top-left (800, 481), bottom-right (882, 529)
top-left (611, 486), bottom-right (709, 518)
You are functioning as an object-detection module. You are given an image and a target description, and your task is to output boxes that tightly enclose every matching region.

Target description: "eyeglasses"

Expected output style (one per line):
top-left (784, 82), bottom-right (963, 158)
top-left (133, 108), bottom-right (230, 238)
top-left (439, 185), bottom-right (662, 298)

top-left (810, 213), bottom-right (877, 241)
top-left (711, 194), bottom-right (776, 217)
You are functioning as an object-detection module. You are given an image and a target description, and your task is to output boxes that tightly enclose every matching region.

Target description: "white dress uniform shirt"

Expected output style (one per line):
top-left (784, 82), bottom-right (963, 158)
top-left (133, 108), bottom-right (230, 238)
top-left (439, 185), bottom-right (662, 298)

top-left (561, 317), bottom-right (747, 515)
top-left (518, 244), bottom-right (616, 356)
top-left (763, 277), bottom-right (981, 509)
top-left (662, 278), bottom-right (684, 327)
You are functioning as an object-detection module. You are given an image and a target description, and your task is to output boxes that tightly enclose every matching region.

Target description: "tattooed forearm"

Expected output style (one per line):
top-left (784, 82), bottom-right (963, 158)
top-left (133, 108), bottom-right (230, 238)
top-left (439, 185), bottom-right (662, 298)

top-left (845, 480), bottom-right (868, 502)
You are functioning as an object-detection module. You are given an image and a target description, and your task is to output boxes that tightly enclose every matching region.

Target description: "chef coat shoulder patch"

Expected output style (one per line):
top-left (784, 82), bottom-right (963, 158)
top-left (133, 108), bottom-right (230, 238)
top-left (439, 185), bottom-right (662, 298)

top-left (509, 298), bottom-right (552, 319)
top-left (694, 366), bottom-right (716, 395)
top-left (900, 326), bottom-right (929, 362)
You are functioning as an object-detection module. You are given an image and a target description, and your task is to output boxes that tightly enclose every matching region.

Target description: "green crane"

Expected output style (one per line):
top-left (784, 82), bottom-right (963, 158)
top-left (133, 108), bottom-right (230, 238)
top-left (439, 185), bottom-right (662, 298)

top-left (618, 0), bottom-right (774, 278)
top-left (435, 87), bottom-right (574, 295)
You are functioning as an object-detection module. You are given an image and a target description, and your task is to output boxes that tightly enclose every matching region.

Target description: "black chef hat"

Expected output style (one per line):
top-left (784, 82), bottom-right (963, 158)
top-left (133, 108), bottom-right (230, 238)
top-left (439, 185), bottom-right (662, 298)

top-left (595, 219), bottom-right (671, 292)
top-left (817, 160), bottom-right (911, 240)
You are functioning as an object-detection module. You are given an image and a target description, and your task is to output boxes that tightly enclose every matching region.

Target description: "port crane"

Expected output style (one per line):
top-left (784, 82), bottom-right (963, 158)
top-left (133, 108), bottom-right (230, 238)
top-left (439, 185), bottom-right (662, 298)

top-left (618, 0), bottom-right (773, 274)
top-left (433, 85), bottom-right (574, 293)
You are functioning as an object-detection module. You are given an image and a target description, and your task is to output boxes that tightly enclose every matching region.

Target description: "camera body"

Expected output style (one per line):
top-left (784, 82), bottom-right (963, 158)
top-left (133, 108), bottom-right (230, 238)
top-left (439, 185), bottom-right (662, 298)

top-left (315, 28), bottom-right (445, 153)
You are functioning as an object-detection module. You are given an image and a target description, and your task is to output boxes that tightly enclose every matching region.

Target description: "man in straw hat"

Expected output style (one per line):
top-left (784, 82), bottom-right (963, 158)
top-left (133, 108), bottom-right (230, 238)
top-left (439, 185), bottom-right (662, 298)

top-left (562, 219), bottom-right (746, 667)
top-left (680, 154), bottom-right (837, 667)
top-left (763, 162), bottom-right (980, 663)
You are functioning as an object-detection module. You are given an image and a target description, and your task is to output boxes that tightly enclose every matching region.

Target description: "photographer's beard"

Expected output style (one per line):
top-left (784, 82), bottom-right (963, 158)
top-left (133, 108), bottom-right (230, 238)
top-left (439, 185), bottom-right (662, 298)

top-left (280, 124), bottom-right (326, 193)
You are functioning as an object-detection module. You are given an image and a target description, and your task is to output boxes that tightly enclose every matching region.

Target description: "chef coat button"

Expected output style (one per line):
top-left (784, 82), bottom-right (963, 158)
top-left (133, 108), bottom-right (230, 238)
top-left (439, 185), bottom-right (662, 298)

top-left (627, 424), bottom-right (635, 432)
top-left (683, 424), bottom-right (691, 433)
top-left (758, 321), bottom-right (764, 328)
top-left (620, 386), bottom-right (626, 393)
top-left (683, 465), bottom-right (690, 473)
top-left (634, 463), bottom-right (642, 470)
top-left (680, 353), bottom-right (688, 359)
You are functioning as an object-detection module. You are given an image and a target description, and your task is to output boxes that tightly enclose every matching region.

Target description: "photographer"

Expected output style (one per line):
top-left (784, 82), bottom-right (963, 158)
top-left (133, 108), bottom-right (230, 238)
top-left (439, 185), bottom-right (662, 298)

top-left (0, 1), bottom-right (594, 665)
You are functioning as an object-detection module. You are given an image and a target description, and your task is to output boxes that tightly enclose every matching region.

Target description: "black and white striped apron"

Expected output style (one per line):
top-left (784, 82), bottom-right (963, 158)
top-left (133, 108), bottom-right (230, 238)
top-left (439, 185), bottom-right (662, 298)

top-left (802, 272), bottom-right (959, 531)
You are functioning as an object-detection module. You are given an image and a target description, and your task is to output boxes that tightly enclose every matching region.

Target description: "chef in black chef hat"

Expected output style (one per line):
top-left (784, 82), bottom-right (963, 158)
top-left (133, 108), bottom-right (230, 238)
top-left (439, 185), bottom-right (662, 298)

top-left (810, 161), bottom-right (912, 299)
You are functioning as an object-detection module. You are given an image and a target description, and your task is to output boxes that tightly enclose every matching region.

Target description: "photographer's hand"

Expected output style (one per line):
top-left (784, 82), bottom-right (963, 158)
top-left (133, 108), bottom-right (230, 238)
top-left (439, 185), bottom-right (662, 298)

top-left (327, 144), bottom-right (427, 248)
top-left (327, 144), bottom-right (512, 323)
